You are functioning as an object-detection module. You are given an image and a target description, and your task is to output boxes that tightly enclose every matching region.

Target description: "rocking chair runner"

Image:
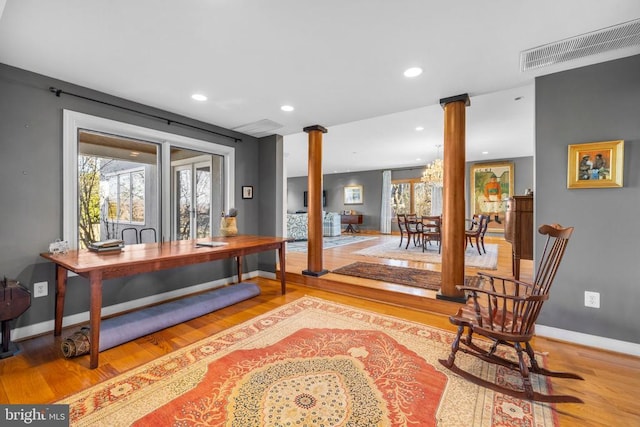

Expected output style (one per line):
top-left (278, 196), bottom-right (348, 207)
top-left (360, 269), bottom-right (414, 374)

top-left (439, 224), bottom-right (584, 403)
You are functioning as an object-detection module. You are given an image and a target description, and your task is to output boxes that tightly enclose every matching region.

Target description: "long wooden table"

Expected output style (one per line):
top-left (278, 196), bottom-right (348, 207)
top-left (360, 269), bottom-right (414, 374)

top-left (40, 235), bottom-right (288, 368)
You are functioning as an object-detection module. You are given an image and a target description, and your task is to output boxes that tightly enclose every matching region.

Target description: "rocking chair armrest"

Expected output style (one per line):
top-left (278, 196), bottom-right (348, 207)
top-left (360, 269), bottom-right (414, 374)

top-left (457, 289), bottom-right (549, 331)
top-left (477, 271), bottom-right (534, 288)
top-left (457, 285), bottom-right (529, 302)
top-left (476, 271), bottom-right (536, 295)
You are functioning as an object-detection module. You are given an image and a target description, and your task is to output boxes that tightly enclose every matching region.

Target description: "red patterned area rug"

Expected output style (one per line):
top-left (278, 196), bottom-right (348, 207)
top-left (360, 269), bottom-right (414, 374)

top-left (331, 261), bottom-right (480, 291)
top-left (59, 297), bottom-right (558, 426)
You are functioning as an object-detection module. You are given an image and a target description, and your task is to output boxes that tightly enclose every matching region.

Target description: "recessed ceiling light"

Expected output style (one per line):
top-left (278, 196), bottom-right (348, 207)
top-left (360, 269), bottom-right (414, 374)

top-left (404, 67), bottom-right (423, 78)
top-left (191, 93), bottom-right (207, 101)
top-left (416, 158), bottom-right (422, 162)
top-left (281, 105), bottom-right (294, 112)
top-left (482, 151), bottom-right (489, 155)
top-left (415, 126), bottom-right (424, 131)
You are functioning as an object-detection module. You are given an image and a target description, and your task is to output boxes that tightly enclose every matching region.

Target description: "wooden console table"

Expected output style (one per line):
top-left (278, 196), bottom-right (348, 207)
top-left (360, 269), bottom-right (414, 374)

top-left (341, 214), bottom-right (363, 233)
top-left (40, 235), bottom-right (287, 369)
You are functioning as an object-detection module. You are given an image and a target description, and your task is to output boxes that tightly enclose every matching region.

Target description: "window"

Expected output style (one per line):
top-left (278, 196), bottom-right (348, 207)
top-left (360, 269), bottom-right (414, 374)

top-left (63, 110), bottom-right (235, 249)
top-left (391, 179), bottom-right (432, 217)
top-left (172, 152), bottom-right (223, 240)
top-left (105, 168), bottom-right (145, 224)
top-left (76, 130), bottom-right (159, 246)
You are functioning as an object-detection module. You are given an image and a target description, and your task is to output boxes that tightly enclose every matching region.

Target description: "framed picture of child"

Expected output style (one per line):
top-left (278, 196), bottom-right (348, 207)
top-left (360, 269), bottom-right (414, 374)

top-left (470, 162), bottom-right (514, 232)
top-left (567, 140), bottom-right (624, 189)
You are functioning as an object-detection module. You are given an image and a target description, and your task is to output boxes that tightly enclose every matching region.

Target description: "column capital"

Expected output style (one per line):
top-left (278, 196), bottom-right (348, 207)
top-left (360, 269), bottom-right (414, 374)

top-left (439, 93), bottom-right (470, 108)
top-left (303, 125), bottom-right (328, 134)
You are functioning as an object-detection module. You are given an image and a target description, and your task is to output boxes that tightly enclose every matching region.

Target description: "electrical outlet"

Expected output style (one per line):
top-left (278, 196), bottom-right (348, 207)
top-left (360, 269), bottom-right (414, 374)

top-left (584, 291), bottom-right (600, 308)
top-left (34, 281), bottom-right (48, 298)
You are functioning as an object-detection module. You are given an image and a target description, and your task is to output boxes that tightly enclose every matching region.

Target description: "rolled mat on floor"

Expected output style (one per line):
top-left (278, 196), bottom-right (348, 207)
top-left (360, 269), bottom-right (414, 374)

top-left (61, 282), bottom-right (261, 358)
top-left (61, 327), bottom-right (91, 358)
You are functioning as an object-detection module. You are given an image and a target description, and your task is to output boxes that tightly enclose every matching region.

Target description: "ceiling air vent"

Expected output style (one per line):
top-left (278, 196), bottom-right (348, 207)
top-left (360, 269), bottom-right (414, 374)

top-left (520, 19), bottom-right (640, 71)
top-left (232, 119), bottom-right (283, 138)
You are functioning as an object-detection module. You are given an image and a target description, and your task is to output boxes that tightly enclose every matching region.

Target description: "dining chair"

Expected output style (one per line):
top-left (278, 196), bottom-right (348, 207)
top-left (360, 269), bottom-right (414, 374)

top-left (465, 214), bottom-right (489, 255)
top-left (397, 214), bottom-right (422, 249)
top-left (139, 227), bottom-right (157, 243)
top-left (421, 215), bottom-right (441, 253)
top-left (121, 227), bottom-right (139, 245)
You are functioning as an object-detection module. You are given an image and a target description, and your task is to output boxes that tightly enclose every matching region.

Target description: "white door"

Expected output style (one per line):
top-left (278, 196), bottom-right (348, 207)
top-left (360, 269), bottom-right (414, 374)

top-left (173, 158), bottom-right (212, 240)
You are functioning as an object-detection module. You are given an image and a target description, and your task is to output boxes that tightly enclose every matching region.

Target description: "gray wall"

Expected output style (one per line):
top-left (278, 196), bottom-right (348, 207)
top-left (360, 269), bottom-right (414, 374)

top-left (0, 64), bottom-right (277, 333)
top-left (257, 134), bottom-right (285, 271)
top-left (287, 170), bottom-right (384, 231)
top-left (536, 54), bottom-right (639, 343)
top-left (287, 156), bottom-right (533, 233)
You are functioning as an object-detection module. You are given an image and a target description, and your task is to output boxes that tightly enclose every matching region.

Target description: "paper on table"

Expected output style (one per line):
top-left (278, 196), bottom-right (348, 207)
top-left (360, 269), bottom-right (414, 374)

top-left (195, 241), bottom-right (229, 247)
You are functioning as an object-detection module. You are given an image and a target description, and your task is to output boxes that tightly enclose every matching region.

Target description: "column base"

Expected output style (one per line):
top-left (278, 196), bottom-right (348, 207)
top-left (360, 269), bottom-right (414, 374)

top-left (436, 291), bottom-right (467, 304)
top-left (302, 269), bottom-right (329, 277)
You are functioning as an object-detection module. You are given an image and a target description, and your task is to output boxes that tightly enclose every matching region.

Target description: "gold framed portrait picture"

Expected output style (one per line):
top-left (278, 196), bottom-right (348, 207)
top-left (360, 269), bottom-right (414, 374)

top-left (470, 162), bottom-right (514, 232)
top-left (567, 140), bottom-right (624, 189)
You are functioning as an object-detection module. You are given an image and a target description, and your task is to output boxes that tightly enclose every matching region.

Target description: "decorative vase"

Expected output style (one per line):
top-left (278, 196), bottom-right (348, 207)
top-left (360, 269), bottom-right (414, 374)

top-left (220, 217), bottom-right (238, 236)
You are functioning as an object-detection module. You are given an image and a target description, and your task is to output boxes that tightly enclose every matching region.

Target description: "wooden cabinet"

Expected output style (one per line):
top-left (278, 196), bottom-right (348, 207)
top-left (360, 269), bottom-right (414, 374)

top-left (341, 214), bottom-right (363, 233)
top-left (504, 195), bottom-right (533, 279)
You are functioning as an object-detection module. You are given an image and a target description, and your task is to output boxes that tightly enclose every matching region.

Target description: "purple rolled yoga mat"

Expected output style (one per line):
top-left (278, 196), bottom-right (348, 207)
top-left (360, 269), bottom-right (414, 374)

top-left (61, 282), bottom-right (260, 357)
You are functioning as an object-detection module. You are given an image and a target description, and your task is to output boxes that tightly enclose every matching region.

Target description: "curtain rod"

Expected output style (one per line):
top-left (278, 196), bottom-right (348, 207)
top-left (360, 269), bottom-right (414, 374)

top-left (49, 87), bottom-right (242, 143)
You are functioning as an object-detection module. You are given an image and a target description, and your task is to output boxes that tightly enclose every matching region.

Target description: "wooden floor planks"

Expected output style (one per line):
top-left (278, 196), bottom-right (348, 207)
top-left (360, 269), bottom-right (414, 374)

top-left (0, 234), bottom-right (638, 426)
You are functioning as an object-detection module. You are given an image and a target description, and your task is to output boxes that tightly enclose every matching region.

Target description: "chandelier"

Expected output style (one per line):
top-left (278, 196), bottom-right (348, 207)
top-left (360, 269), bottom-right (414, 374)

top-left (421, 145), bottom-right (443, 187)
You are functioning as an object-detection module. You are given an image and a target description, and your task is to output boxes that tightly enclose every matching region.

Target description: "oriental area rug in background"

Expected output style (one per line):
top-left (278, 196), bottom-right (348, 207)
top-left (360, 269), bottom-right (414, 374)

top-left (286, 235), bottom-right (377, 252)
top-left (355, 241), bottom-right (499, 269)
top-left (59, 297), bottom-right (558, 427)
top-left (332, 261), bottom-right (481, 291)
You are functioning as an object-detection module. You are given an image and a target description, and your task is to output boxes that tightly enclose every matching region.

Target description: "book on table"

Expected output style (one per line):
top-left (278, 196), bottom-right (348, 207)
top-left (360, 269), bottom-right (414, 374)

top-left (88, 239), bottom-right (124, 252)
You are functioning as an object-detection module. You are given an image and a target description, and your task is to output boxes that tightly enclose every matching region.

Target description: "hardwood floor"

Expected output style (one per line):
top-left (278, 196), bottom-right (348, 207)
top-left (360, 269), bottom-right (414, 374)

top-left (1, 234), bottom-right (638, 426)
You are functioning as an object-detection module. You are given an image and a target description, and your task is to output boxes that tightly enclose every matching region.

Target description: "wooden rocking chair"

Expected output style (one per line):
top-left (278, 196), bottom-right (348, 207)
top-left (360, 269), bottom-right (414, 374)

top-left (439, 224), bottom-right (584, 402)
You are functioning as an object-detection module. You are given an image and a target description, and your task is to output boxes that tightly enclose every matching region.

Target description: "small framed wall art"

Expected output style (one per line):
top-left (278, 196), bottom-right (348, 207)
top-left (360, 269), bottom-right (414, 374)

top-left (343, 185), bottom-right (363, 204)
top-left (242, 185), bottom-right (254, 199)
top-left (567, 140), bottom-right (624, 189)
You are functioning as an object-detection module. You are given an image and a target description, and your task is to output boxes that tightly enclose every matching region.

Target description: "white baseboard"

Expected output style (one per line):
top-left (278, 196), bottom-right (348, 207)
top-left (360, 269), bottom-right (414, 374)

top-left (536, 324), bottom-right (640, 357)
top-left (9, 271), bottom-right (260, 342)
top-left (258, 270), bottom-right (276, 280)
top-left (15, 273), bottom-right (636, 359)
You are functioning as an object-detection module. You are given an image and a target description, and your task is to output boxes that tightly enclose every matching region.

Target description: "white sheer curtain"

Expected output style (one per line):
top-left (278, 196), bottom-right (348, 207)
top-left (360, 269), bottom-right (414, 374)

top-left (431, 185), bottom-right (443, 216)
top-left (380, 170), bottom-right (392, 233)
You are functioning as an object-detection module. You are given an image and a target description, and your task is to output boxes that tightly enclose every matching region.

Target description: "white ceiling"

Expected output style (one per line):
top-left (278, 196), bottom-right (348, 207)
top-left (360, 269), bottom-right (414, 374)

top-left (1, 1), bottom-right (639, 177)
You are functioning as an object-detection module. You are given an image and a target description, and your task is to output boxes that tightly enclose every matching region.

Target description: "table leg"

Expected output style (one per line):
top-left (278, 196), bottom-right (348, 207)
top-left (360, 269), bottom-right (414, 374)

top-left (88, 270), bottom-right (103, 369)
top-left (236, 256), bottom-right (243, 282)
top-left (54, 265), bottom-right (68, 336)
top-left (1, 321), bottom-right (9, 353)
top-left (279, 245), bottom-right (286, 294)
